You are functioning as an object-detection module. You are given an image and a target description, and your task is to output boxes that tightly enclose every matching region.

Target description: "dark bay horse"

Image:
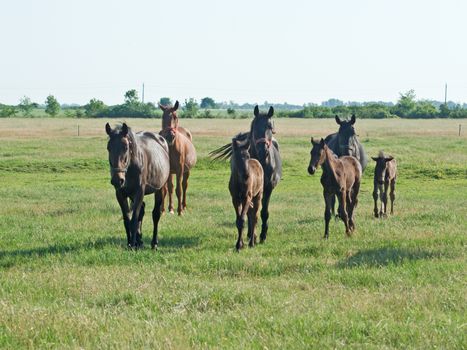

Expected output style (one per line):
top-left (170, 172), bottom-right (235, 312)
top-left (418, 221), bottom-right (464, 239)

top-left (210, 105), bottom-right (282, 243)
top-left (229, 139), bottom-right (263, 251)
top-left (106, 122), bottom-right (170, 249)
top-left (372, 151), bottom-right (397, 218)
top-left (325, 114), bottom-right (368, 171)
top-left (308, 138), bottom-right (362, 238)
top-left (159, 101), bottom-right (197, 215)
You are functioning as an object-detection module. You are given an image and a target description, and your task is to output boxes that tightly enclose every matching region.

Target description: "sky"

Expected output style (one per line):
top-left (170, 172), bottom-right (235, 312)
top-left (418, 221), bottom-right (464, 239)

top-left (0, 0), bottom-right (466, 106)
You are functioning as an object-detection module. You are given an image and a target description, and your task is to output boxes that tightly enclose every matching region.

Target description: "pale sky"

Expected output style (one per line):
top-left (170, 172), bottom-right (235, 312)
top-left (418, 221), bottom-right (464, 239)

top-left (1, 0), bottom-right (466, 105)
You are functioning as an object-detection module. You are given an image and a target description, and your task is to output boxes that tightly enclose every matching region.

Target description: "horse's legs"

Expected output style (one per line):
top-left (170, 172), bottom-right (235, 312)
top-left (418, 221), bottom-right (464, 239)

top-left (136, 201), bottom-right (145, 247)
top-left (116, 191), bottom-right (131, 246)
top-left (382, 181), bottom-right (389, 217)
top-left (234, 199), bottom-right (248, 251)
top-left (323, 191), bottom-right (333, 239)
top-left (349, 181), bottom-right (360, 231)
top-left (338, 190), bottom-right (351, 236)
top-left (259, 184), bottom-right (273, 243)
top-left (373, 183), bottom-right (379, 218)
top-left (129, 189), bottom-right (145, 249)
top-left (390, 179), bottom-right (396, 215)
top-left (167, 174), bottom-right (174, 214)
top-left (331, 195), bottom-right (339, 221)
top-left (378, 183), bottom-right (385, 217)
top-left (175, 169), bottom-right (183, 216)
top-left (151, 189), bottom-right (164, 250)
top-left (248, 194), bottom-right (261, 247)
top-left (161, 182), bottom-right (168, 214)
top-left (182, 171), bottom-right (190, 211)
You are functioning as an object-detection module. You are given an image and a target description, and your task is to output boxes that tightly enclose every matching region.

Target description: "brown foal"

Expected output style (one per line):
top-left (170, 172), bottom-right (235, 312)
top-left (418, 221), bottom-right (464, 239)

top-left (229, 139), bottom-right (264, 251)
top-left (308, 138), bottom-right (362, 239)
top-left (372, 152), bottom-right (397, 218)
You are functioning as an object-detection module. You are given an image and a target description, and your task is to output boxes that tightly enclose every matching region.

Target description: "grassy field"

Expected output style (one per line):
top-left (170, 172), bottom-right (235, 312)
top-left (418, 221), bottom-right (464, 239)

top-left (0, 117), bottom-right (466, 349)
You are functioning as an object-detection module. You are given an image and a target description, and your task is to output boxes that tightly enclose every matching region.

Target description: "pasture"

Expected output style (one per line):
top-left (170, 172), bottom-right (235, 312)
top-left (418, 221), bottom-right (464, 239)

top-left (0, 117), bottom-right (466, 349)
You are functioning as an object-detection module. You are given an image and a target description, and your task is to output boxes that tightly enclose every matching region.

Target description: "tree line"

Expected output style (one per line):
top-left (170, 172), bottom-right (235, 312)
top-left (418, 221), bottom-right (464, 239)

top-left (1, 89), bottom-right (466, 119)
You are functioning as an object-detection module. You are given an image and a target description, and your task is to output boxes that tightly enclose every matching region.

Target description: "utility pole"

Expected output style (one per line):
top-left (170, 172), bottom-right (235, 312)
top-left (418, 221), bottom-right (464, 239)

top-left (142, 83), bottom-right (145, 103)
top-left (444, 83), bottom-right (447, 105)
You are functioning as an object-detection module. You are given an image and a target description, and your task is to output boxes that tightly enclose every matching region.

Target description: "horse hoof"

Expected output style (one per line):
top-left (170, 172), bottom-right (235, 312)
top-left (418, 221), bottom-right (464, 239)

top-left (151, 244), bottom-right (158, 251)
top-left (169, 210), bottom-right (174, 215)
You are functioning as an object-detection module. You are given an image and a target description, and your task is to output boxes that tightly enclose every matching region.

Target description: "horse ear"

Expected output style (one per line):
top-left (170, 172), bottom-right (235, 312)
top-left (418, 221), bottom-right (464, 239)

top-left (385, 156), bottom-right (394, 162)
top-left (310, 137), bottom-right (314, 144)
top-left (121, 123), bottom-right (128, 137)
top-left (158, 103), bottom-right (166, 111)
top-left (254, 105), bottom-right (259, 117)
top-left (371, 157), bottom-right (379, 161)
top-left (350, 114), bottom-right (356, 125)
top-left (105, 123), bottom-right (112, 135)
top-left (172, 100), bottom-right (179, 112)
top-left (335, 115), bottom-right (341, 125)
top-left (320, 138), bottom-right (325, 146)
top-left (267, 106), bottom-right (274, 118)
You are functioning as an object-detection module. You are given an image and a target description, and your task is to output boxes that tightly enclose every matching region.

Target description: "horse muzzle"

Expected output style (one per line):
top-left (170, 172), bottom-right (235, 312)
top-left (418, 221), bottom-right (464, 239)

top-left (308, 166), bottom-right (316, 175)
top-left (111, 174), bottom-right (126, 189)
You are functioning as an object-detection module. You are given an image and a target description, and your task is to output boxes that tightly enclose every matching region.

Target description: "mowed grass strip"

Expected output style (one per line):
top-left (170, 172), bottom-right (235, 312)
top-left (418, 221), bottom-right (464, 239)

top-left (0, 118), bottom-right (466, 349)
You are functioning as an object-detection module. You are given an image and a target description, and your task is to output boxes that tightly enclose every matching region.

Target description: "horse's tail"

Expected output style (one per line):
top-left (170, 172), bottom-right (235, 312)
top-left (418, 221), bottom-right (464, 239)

top-left (209, 132), bottom-right (250, 161)
top-left (209, 142), bottom-right (233, 161)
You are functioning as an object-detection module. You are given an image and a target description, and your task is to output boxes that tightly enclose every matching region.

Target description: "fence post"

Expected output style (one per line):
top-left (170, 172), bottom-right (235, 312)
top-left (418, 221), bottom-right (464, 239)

top-left (459, 124), bottom-right (461, 137)
top-left (78, 125), bottom-right (80, 137)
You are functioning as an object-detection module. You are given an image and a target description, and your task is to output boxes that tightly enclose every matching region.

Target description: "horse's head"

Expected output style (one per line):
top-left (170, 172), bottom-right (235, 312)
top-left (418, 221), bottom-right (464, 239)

top-left (335, 114), bottom-right (358, 156)
top-left (372, 152), bottom-right (393, 185)
top-left (159, 100), bottom-right (179, 145)
top-left (106, 122), bottom-right (133, 189)
top-left (251, 105), bottom-right (275, 163)
top-left (232, 138), bottom-right (251, 180)
top-left (308, 137), bottom-right (326, 175)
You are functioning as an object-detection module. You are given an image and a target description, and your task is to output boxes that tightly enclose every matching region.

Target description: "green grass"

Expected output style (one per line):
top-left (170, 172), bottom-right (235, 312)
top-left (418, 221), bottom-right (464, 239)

top-left (0, 118), bottom-right (466, 349)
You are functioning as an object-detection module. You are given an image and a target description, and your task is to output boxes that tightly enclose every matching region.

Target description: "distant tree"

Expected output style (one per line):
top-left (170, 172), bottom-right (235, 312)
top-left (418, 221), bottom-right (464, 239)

top-left (322, 98), bottom-right (344, 108)
top-left (84, 98), bottom-right (106, 117)
top-left (200, 97), bottom-right (217, 109)
top-left (124, 89), bottom-right (139, 104)
top-left (0, 106), bottom-right (17, 118)
top-left (227, 107), bottom-right (236, 117)
top-left (18, 96), bottom-right (34, 117)
top-left (45, 95), bottom-right (60, 117)
top-left (159, 97), bottom-right (172, 106)
top-left (391, 90), bottom-right (416, 118)
top-left (439, 103), bottom-right (450, 118)
top-left (183, 98), bottom-right (199, 118)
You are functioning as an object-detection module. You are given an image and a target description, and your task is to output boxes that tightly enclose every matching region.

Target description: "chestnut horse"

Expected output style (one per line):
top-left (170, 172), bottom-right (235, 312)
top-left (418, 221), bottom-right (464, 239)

top-left (106, 123), bottom-right (170, 249)
top-left (159, 101), bottom-right (197, 215)
top-left (372, 151), bottom-right (397, 218)
top-left (308, 138), bottom-right (362, 239)
top-left (229, 138), bottom-right (263, 251)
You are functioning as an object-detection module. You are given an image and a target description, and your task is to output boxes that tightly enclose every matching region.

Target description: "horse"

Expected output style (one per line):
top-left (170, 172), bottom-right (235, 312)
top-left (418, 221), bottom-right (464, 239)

top-left (158, 101), bottom-right (197, 216)
top-left (229, 138), bottom-right (263, 251)
top-left (210, 105), bottom-right (282, 243)
top-left (308, 138), bottom-right (362, 239)
top-left (105, 122), bottom-right (170, 249)
top-left (325, 114), bottom-right (368, 171)
top-left (372, 151), bottom-right (397, 218)
top-left (324, 114), bottom-right (368, 216)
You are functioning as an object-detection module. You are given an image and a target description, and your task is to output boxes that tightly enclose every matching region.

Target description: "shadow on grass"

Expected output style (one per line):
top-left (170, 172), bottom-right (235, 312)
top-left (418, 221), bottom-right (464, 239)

top-left (0, 237), bottom-right (122, 268)
top-left (160, 235), bottom-right (200, 249)
top-left (337, 247), bottom-right (444, 268)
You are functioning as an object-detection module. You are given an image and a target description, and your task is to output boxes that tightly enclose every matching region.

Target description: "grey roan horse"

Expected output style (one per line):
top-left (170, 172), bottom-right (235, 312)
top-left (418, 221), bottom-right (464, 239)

top-left (210, 105), bottom-right (282, 243)
top-left (106, 123), bottom-right (170, 249)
